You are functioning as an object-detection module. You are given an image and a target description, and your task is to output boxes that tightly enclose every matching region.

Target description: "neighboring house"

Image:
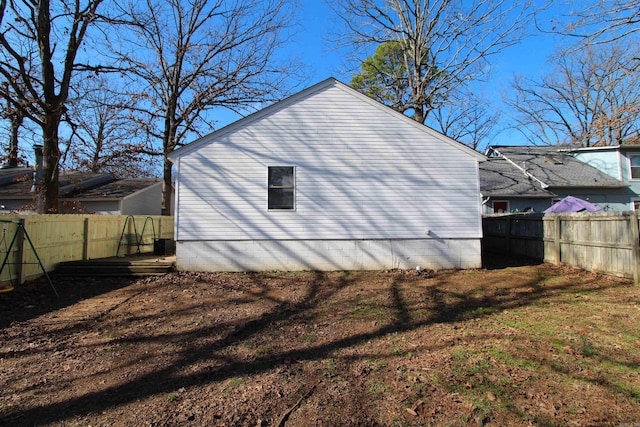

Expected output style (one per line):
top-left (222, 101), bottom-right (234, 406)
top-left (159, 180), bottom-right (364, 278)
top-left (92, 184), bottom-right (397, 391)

top-left (168, 78), bottom-right (486, 272)
top-left (480, 156), bottom-right (556, 213)
top-left (0, 167), bottom-right (163, 215)
top-left (481, 146), bottom-right (630, 213)
top-left (566, 143), bottom-right (640, 210)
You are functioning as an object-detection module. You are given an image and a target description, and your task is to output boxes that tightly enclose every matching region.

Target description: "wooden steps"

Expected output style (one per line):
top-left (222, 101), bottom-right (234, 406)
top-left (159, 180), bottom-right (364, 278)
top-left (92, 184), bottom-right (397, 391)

top-left (55, 255), bottom-right (175, 277)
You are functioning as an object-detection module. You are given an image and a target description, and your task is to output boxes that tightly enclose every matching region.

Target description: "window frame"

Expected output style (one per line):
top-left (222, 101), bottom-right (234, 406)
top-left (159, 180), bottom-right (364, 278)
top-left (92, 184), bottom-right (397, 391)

top-left (267, 166), bottom-right (295, 211)
top-left (630, 154), bottom-right (640, 180)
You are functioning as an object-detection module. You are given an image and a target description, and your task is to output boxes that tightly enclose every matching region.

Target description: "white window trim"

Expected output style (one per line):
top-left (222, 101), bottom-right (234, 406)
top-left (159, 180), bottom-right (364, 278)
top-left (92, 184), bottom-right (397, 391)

top-left (267, 165), bottom-right (296, 211)
top-left (629, 154), bottom-right (640, 180)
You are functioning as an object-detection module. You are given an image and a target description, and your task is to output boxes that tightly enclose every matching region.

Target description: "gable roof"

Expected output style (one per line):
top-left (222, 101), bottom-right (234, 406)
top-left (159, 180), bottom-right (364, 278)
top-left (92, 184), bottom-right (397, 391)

top-left (169, 77), bottom-right (485, 162)
top-left (486, 146), bottom-right (627, 189)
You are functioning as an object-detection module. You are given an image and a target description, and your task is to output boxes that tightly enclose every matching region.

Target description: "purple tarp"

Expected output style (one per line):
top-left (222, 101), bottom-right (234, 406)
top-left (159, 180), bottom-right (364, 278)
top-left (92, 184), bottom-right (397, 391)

top-left (544, 195), bottom-right (603, 213)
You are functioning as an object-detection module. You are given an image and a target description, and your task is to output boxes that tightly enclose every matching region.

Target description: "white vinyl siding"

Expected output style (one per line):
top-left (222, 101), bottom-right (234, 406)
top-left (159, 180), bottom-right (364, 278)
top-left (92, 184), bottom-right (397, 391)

top-left (177, 239), bottom-right (481, 272)
top-left (174, 83), bottom-right (482, 242)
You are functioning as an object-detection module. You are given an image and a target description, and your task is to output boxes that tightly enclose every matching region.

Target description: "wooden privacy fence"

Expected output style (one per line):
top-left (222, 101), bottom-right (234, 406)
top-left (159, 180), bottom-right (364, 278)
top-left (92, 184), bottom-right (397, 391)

top-left (483, 212), bottom-right (640, 282)
top-left (0, 214), bottom-right (174, 285)
top-left (483, 213), bottom-right (545, 260)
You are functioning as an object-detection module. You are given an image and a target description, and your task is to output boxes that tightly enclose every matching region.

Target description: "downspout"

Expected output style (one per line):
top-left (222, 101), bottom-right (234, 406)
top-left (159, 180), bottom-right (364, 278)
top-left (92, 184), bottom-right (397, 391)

top-left (618, 149), bottom-right (624, 181)
top-left (482, 196), bottom-right (491, 214)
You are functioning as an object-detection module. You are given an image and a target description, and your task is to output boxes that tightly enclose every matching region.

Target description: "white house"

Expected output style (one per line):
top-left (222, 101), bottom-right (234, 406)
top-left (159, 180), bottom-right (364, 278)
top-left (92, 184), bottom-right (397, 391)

top-left (168, 78), bottom-right (486, 272)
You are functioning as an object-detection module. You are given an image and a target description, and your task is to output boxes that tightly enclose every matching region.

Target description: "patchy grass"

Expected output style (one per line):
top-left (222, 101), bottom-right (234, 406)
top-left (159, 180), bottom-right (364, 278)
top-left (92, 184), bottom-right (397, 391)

top-left (0, 263), bottom-right (638, 426)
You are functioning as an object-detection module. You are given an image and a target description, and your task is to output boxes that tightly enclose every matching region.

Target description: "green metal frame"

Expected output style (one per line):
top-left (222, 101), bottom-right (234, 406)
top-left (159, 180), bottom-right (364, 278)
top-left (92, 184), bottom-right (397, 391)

top-left (0, 219), bottom-right (59, 299)
top-left (116, 216), bottom-right (157, 256)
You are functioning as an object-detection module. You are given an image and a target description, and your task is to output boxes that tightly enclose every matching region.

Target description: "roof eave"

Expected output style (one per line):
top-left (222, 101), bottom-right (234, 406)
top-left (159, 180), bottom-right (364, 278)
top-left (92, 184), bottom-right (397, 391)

top-left (482, 194), bottom-right (555, 199)
top-left (0, 196), bottom-right (34, 201)
top-left (168, 78), bottom-right (340, 161)
top-left (62, 197), bottom-right (120, 202)
top-left (169, 77), bottom-right (486, 162)
top-left (546, 184), bottom-right (629, 189)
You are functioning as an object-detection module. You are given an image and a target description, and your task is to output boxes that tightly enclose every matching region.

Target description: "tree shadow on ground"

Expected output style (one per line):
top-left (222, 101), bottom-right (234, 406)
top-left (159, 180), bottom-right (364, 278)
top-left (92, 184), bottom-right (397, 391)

top-left (0, 274), bottom-right (137, 328)
top-left (0, 266), bottom-right (632, 425)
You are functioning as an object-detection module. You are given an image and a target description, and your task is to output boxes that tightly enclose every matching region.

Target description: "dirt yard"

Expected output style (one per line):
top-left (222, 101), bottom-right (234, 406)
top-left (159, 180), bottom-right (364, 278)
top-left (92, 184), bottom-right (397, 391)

top-left (1, 260), bottom-right (639, 426)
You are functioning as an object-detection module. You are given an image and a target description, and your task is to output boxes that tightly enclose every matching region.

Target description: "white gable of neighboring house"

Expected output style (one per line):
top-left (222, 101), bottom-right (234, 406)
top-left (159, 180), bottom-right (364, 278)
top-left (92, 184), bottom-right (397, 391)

top-left (169, 78), bottom-right (485, 271)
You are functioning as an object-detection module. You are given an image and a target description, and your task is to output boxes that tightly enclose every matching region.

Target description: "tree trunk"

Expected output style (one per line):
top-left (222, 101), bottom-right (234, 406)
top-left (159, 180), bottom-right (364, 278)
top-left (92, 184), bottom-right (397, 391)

top-left (41, 112), bottom-right (61, 213)
top-left (161, 156), bottom-right (172, 216)
top-left (8, 113), bottom-right (22, 167)
top-left (161, 106), bottom-right (177, 216)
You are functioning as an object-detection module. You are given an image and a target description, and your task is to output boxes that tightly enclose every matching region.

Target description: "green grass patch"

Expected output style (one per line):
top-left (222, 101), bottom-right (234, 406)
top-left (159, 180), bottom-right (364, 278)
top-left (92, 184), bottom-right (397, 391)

top-left (368, 380), bottom-right (391, 395)
top-left (349, 297), bottom-right (389, 320)
top-left (298, 334), bottom-right (316, 344)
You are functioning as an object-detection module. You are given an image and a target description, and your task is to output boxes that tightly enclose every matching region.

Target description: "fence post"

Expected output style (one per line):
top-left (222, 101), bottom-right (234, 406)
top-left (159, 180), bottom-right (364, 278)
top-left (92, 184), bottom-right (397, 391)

top-left (128, 216), bottom-right (134, 255)
top-left (554, 215), bottom-right (561, 265)
top-left (630, 211), bottom-right (640, 285)
top-left (83, 217), bottom-right (90, 260)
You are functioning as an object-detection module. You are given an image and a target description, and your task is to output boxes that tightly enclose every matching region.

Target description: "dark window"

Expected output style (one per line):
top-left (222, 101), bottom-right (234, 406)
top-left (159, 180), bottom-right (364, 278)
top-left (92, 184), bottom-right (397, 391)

top-left (493, 201), bottom-right (508, 213)
top-left (631, 155), bottom-right (640, 179)
top-left (268, 166), bottom-right (294, 210)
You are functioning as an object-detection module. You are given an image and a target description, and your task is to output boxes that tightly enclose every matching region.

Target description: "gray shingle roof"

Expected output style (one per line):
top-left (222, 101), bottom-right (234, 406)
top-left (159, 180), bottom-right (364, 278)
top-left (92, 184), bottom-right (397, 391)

top-left (0, 169), bottom-right (159, 201)
top-left (480, 158), bottom-right (556, 198)
top-left (488, 146), bottom-right (627, 189)
top-left (68, 178), bottom-right (161, 199)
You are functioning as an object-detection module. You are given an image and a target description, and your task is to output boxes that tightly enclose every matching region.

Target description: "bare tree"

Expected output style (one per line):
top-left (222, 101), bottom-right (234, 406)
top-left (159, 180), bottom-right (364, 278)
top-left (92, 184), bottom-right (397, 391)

top-left (0, 0), bottom-right (106, 212)
top-left (539, 0), bottom-right (640, 47)
top-left (112, 0), bottom-right (298, 215)
top-left (0, 85), bottom-right (25, 167)
top-left (506, 42), bottom-right (640, 147)
top-left (430, 92), bottom-right (499, 150)
top-left (0, 37), bottom-right (40, 168)
top-left (63, 76), bottom-right (155, 178)
top-left (335, 0), bottom-right (532, 124)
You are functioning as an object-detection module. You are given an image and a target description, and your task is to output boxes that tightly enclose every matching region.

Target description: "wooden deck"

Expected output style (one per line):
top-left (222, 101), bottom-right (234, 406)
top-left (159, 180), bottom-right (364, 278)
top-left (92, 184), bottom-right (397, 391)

top-left (55, 254), bottom-right (176, 277)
